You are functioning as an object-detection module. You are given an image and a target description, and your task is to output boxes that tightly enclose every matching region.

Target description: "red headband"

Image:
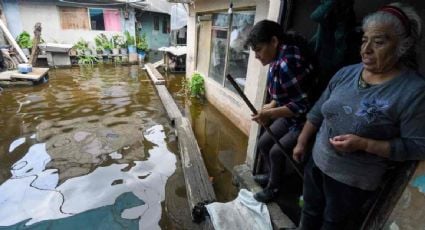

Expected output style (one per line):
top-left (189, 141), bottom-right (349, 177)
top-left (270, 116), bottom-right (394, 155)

top-left (379, 5), bottom-right (411, 36)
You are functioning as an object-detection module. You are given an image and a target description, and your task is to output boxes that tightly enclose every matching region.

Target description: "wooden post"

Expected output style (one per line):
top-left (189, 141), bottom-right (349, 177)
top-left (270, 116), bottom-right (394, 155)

top-left (0, 19), bottom-right (28, 63)
top-left (29, 23), bottom-right (42, 66)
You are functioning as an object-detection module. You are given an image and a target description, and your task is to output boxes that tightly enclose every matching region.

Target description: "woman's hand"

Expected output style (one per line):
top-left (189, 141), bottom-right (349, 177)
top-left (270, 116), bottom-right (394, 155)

top-left (330, 134), bottom-right (391, 158)
top-left (293, 121), bottom-right (318, 163)
top-left (263, 100), bottom-right (277, 110)
top-left (293, 142), bottom-right (307, 163)
top-left (251, 109), bottom-right (272, 126)
top-left (329, 134), bottom-right (367, 152)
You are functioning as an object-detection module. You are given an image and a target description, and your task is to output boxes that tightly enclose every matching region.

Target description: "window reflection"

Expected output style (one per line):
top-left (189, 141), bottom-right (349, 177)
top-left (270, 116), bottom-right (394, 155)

top-left (208, 13), bottom-right (229, 84)
top-left (207, 11), bottom-right (255, 91)
top-left (225, 11), bottom-right (255, 91)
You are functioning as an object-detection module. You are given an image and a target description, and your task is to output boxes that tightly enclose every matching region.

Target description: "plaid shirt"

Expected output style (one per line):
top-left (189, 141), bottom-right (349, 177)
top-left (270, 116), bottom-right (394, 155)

top-left (267, 44), bottom-right (312, 127)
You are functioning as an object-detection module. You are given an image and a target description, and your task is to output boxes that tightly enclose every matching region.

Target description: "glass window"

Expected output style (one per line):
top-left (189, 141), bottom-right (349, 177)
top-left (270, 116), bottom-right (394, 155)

top-left (89, 8), bottom-right (105, 30)
top-left (207, 10), bottom-right (255, 91)
top-left (89, 8), bottom-right (121, 31)
top-left (225, 11), bottom-right (255, 91)
top-left (208, 13), bottom-right (229, 85)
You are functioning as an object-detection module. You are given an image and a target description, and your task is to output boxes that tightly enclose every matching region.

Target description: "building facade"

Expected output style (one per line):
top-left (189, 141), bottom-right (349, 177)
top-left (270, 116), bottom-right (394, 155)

top-left (1, 0), bottom-right (137, 47)
top-left (186, 0), bottom-right (283, 167)
top-left (0, 0), bottom-right (176, 53)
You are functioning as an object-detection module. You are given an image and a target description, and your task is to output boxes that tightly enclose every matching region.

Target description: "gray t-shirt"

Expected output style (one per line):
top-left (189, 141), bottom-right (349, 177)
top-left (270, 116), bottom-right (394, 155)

top-left (308, 63), bottom-right (425, 190)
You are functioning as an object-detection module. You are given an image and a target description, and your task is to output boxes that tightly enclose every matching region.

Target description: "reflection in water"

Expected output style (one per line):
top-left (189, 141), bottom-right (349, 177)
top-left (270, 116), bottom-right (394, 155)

top-left (0, 125), bottom-right (176, 229)
top-left (0, 65), bottom-right (176, 229)
top-left (8, 192), bottom-right (144, 230)
top-left (0, 65), bottom-right (249, 229)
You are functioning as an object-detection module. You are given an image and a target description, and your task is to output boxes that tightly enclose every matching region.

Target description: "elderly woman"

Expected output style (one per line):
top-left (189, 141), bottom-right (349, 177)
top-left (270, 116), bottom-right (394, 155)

top-left (246, 20), bottom-right (313, 203)
top-left (293, 3), bottom-right (425, 229)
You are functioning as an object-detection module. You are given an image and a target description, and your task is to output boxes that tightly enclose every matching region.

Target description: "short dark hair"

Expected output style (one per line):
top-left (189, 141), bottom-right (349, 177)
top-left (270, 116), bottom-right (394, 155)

top-left (245, 20), bottom-right (313, 63)
top-left (245, 20), bottom-right (284, 48)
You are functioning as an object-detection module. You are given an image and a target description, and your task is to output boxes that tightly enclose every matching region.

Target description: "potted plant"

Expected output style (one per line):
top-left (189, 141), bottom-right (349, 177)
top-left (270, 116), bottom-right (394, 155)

top-left (136, 33), bottom-right (149, 60)
top-left (113, 34), bottom-right (127, 55)
top-left (16, 31), bottom-right (32, 56)
top-left (111, 34), bottom-right (119, 55)
top-left (73, 38), bottom-right (90, 56)
top-left (77, 55), bottom-right (99, 66)
top-left (103, 40), bottom-right (113, 55)
top-left (94, 36), bottom-right (104, 55)
top-left (124, 31), bottom-right (136, 53)
top-left (96, 33), bottom-right (112, 55)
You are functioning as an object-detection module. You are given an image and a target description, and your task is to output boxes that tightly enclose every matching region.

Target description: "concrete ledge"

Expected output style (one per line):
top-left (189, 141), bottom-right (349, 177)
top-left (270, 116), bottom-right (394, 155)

top-left (155, 85), bottom-right (182, 122)
top-left (233, 164), bottom-right (297, 230)
top-left (145, 63), bottom-right (165, 85)
top-left (145, 63), bottom-right (215, 229)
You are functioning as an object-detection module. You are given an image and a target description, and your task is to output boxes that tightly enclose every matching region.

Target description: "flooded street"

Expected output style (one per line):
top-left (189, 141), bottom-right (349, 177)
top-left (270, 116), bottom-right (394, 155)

top-left (0, 65), bottom-right (247, 229)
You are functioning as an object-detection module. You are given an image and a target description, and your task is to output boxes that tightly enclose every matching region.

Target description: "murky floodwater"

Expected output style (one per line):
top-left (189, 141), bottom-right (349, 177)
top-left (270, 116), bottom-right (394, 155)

top-left (165, 71), bottom-right (248, 202)
top-left (0, 65), bottom-right (247, 229)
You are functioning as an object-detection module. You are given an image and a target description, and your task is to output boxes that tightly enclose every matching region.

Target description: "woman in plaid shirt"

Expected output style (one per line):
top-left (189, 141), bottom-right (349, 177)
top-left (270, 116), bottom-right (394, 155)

top-left (245, 20), bottom-right (314, 203)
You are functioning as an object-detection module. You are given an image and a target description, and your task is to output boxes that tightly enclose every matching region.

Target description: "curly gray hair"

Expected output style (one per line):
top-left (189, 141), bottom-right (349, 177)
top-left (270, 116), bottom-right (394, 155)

top-left (362, 2), bottom-right (423, 69)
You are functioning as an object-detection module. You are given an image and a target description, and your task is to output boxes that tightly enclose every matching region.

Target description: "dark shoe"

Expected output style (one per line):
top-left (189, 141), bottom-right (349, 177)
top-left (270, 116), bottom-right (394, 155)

top-left (253, 174), bottom-right (269, 187)
top-left (254, 187), bottom-right (279, 203)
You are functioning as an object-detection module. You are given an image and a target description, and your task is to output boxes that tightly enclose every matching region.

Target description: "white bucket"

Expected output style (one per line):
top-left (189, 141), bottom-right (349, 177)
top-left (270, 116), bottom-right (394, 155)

top-left (18, 64), bottom-right (32, 74)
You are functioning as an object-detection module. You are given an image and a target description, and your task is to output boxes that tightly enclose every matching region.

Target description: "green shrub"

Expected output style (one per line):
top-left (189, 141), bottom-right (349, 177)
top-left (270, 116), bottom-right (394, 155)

top-left (188, 73), bottom-right (205, 98)
top-left (77, 55), bottom-right (98, 65)
top-left (136, 33), bottom-right (148, 52)
top-left (124, 31), bottom-right (135, 46)
top-left (73, 38), bottom-right (89, 52)
top-left (94, 34), bottom-right (112, 50)
top-left (16, 31), bottom-right (32, 49)
top-left (94, 36), bottom-right (103, 51)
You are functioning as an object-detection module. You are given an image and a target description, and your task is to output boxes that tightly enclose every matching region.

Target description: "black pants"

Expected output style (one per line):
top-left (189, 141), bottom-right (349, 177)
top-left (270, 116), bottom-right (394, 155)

top-left (299, 158), bottom-right (373, 230)
top-left (257, 118), bottom-right (300, 188)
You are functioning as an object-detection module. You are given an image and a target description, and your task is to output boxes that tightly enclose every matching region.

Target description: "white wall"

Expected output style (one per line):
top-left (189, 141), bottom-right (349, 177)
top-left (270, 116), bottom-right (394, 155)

top-left (18, 1), bottom-right (136, 49)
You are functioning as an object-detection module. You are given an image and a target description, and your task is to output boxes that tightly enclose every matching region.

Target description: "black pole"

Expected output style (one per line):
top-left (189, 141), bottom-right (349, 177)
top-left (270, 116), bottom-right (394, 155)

top-left (226, 74), bottom-right (304, 180)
